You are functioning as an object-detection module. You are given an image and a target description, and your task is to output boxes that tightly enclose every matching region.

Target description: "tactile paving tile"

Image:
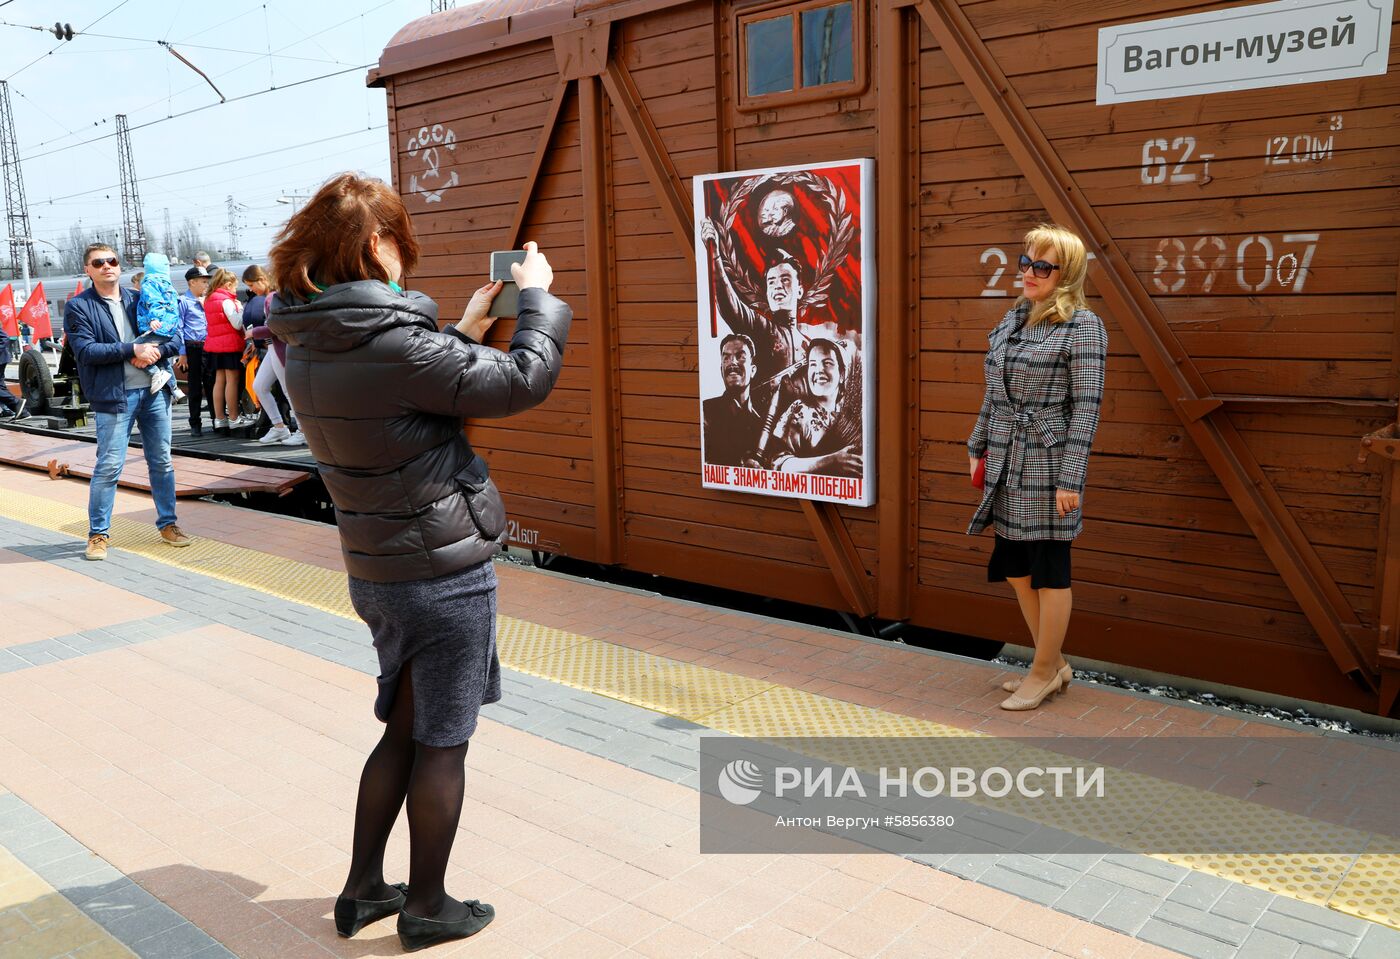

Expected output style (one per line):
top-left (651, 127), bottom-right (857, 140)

top-left (496, 615), bottom-right (591, 665)
top-left (1327, 833), bottom-right (1400, 925)
top-left (1163, 852), bottom-right (1357, 908)
top-left (3, 484), bottom-right (1399, 930)
top-left (517, 639), bottom-right (773, 721)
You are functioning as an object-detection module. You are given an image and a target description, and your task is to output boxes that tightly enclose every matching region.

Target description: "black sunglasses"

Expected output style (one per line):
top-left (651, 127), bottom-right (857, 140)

top-left (1018, 254), bottom-right (1059, 279)
top-left (89, 257), bottom-right (120, 268)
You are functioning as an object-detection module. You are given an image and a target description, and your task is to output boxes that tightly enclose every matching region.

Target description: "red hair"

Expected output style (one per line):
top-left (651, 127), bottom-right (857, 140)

top-left (268, 172), bottom-right (420, 300)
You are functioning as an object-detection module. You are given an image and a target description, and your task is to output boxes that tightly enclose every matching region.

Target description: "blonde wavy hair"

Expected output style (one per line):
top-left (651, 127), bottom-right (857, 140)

top-left (1019, 223), bottom-right (1088, 327)
top-left (207, 267), bottom-right (237, 293)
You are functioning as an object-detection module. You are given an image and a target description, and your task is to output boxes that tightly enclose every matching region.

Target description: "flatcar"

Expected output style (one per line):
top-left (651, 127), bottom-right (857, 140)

top-left (369, 0), bottom-right (1400, 716)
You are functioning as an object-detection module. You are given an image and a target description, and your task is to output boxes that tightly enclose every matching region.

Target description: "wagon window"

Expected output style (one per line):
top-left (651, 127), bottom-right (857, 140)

top-left (740, 1), bottom-right (861, 106)
top-left (801, 3), bottom-right (853, 87)
top-left (746, 15), bottom-right (795, 96)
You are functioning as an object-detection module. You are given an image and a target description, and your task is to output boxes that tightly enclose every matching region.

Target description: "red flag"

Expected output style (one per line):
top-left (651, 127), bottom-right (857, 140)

top-left (73, 279), bottom-right (82, 298)
top-left (19, 283), bottom-right (52, 340)
top-left (0, 284), bottom-right (15, 337)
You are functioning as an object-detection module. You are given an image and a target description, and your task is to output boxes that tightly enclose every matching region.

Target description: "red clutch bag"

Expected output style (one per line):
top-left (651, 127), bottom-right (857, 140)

top-left (971, 457), bottom-right (986, 490)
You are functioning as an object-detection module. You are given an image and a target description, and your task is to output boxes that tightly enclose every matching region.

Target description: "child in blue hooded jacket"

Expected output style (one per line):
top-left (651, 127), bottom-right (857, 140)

top-left (134, 252), bottom-right (182, 395)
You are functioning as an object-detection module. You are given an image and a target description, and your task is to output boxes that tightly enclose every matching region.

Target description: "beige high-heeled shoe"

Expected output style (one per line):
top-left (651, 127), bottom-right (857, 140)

top-left (999, 671), bottom-right (1066, 711)
top-left (1002, 663), bottom-right (1073, 693)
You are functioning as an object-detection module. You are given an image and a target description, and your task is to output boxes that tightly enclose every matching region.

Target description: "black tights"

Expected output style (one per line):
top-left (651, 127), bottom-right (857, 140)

top-left (341, 666), bottom-right (472, 920)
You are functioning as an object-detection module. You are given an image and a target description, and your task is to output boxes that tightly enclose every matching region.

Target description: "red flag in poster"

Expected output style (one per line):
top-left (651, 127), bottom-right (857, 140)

top-left (19, 283), bottom-right (52, 339)
top-left (0, 284), bottom-right (15, 337)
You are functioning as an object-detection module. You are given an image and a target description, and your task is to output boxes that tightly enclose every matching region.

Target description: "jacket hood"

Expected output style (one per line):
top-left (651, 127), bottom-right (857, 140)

top-left (266, 280), bottom-right (439, 354)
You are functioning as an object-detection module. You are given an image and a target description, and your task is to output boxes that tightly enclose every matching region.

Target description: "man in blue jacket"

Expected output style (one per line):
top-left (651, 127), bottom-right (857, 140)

top-left (175, 265), bottom-right (212, 434)
top-left (63, 243), bottom-right (193, 561)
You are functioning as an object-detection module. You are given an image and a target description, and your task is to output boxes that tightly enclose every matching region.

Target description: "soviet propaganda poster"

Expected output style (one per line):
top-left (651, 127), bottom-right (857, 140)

top-left (694, 159), bottom-right (875, 507)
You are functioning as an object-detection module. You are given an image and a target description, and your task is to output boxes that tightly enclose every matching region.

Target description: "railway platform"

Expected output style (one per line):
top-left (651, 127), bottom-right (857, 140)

top-left (0, 460), bottom-right (1398, 959)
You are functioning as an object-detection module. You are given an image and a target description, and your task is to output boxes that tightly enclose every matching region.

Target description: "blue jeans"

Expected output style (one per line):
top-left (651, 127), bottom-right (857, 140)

top-left (89, 388), bottom-right (178, 537)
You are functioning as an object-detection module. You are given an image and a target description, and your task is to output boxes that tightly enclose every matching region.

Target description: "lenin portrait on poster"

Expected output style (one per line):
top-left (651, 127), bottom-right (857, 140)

top-left (694, 158), bottom-right (875, 507)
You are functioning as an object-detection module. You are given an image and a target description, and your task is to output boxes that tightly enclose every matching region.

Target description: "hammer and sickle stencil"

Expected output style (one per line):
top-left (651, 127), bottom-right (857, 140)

top-left (406, 124), bottom-right (459, 204)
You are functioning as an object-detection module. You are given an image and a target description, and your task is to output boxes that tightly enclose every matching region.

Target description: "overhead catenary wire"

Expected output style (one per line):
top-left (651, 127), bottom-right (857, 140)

top-left (35, 125), bottom-right (388, 205)
top-left (12, 0), bottom-right (395, 153)
top-left (0, 22), bottom-right (363, 66)
top-left (4, 0), bottom-right (133, 81)
top-left (18, 63), bottom-right (374, 163)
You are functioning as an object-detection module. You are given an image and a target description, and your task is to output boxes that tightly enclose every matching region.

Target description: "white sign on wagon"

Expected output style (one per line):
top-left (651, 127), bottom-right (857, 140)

top-left (1097, 0), bottom-right (1395, 105)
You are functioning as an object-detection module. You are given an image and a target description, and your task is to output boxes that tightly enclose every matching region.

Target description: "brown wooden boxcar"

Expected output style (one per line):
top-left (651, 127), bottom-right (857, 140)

top-left (369, 0), bottom-right (1400, 716)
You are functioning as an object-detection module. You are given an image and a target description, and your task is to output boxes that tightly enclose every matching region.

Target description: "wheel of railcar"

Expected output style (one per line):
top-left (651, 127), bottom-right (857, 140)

top-left (18, 350), bottom-right (53, 414)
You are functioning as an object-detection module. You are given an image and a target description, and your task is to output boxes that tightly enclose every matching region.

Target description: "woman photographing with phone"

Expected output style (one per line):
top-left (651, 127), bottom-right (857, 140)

top-left (966, 223), bottom-right (1106, 712)
top-left (267, 173), bottom-right (571, 951)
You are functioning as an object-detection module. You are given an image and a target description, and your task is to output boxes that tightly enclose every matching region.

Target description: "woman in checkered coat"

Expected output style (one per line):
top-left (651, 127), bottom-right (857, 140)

top-left (967, 224), bottom-right (1107, 711)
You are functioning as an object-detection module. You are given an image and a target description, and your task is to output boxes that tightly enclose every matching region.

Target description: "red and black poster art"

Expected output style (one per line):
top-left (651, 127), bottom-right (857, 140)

top-left (694, 159), bottom-right (875, 507)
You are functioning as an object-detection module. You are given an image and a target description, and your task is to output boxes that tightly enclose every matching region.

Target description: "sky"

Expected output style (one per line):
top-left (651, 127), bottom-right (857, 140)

top-left (1, 0), bottom-right (436, 274)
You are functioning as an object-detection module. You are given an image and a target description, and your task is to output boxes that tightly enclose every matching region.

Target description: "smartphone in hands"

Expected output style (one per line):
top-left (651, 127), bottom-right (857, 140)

top-left (487, 250), bottom-right (529, 318)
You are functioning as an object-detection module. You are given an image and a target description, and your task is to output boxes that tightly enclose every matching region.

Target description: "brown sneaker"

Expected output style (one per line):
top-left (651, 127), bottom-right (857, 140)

top-left (85, 534), bottom-right (110, 561)
top-left (159, 525), bottom-right (193, 548)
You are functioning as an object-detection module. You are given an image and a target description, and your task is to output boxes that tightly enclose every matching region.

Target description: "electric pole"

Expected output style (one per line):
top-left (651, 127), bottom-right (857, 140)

top-left (163, 207), bottom-right (172, 257)
top-left (115, 114), bottom-right (147, 266)
top-left (430, 1), bottom-right (456, 12)
top-left (226, 195), bottom-right (244, 258)
top-left (0, 81), bottom-right (37, 280)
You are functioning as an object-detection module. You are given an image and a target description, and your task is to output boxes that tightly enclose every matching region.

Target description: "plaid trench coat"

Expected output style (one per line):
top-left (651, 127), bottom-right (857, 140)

top-left (966, 304), bottom-right (1107, 541)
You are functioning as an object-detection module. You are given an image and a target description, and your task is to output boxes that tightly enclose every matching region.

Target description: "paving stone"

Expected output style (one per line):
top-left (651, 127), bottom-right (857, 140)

top-left (1088, 859), bottom-right (1181, 897)
top-left (16, 833), bottom-right (80, 867)
top-left (1235, 927), bottom-right (1301, 959)
top-left (130, 920), bottom-right (224, 959)
top-left (64, 876), bottom-right (135, 907)
top-left (1210, 883), bottom-right (1274, 925)
top-left (44, 852), bottom-right (114, 887)
top-left (1292, 946), bottom-right (1349, 959)
top-left (83, 880), bottom-right (160, 924)
top-left (103, 902), bottom-right (187, 944)
top-left (997, 853), bottom-right (1083, 889)
top-left (1152, 900), bottom-right (1250, 946)
top-left (1137, 917), bottom-right (1236, 959)
top-left (1254, 912), bottom-right (1361, 954)
top-left (977, 863), bottom-right (1064, 905)
top-left (940, 854), bottom-right (995, 882)
top-left (1094, 886), bottom-right (1159, 936)
top-left (1266, 896), bottom-right (1374, 938)
top-left (1353, 922), bottom-right (1400, 959)
top-left (1052, 874), bottom-right (1120, 920)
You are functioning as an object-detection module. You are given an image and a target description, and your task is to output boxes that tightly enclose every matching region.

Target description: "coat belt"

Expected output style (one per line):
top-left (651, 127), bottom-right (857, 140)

top-left (991, 401), bottom-right (1067, 490)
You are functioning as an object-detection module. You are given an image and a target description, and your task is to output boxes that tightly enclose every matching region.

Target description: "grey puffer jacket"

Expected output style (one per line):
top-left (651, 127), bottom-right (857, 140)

top-left (267, 281), bottom-right (571, 583)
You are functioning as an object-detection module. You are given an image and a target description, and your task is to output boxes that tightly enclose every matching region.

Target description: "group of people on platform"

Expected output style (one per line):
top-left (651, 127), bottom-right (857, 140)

top-left (130, 250), bottom-right (304, 446)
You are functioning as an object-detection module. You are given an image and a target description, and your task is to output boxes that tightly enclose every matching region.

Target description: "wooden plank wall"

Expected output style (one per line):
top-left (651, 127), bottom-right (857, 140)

top-left (612, 1), bottom-right (887, 598)
top-left (917, 1), bottom-right (1400, 675)
top-left (390, 41), bottom-right (597, 558)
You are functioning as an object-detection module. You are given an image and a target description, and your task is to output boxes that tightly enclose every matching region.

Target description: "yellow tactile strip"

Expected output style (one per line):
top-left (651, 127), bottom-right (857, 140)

top-left (1, 485), bottom-right (1397, 930)
top-left (0, 847), bottom-right (135, 959)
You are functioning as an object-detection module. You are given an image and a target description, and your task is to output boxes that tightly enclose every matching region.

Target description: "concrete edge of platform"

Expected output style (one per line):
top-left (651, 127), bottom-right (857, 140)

top-left (0, 793), bottom-right (234, 959)
top-left (1000, 642), bottom-right (1400, 744)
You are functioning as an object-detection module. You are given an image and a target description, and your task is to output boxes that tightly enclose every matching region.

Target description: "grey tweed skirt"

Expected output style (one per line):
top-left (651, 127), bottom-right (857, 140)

top-left (348, 559), bottom-right (501, 747)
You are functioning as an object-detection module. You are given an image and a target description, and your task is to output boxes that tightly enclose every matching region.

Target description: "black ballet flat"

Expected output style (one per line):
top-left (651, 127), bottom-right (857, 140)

top-left (397, 899), bottom-right (495, 952)
top-left (334, 882), bottom-right (408, 938)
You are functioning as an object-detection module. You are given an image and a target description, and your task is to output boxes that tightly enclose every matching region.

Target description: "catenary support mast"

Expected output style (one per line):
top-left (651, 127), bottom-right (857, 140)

top-left (0, 81), bottom-right (37, 279)
top-left (116, 114), bottom-right (147, 266)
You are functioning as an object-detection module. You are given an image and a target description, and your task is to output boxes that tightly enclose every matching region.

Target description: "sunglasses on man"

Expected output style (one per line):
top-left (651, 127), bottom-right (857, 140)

top-left (89, 257), bottom-right (121, 268)
top-left (1018, 254), bottom-right (1059, 279)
